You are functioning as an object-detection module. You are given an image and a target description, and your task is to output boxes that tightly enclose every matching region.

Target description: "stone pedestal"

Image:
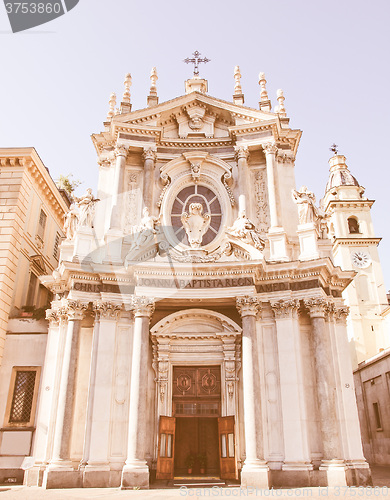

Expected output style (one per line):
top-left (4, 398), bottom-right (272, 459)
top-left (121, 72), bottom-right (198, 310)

top-left (236, 297), bottom-right (269, 489)
top-left (121, 297), bottom-right (155, 489)
top-left (104, 229), bottom-right (123, 264)
top-left (297, 222), bottom-right (320, 260)
top-left (268, 227), bottom-right (289, 261)
top-left (320, 460), bottom-right (347, 487)
top-left (73, 226), bottom-right (94, 262)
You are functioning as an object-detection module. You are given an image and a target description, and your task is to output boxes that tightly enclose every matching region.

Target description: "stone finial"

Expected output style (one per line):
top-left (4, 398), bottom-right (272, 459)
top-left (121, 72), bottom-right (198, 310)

top-left (121, 74), bottom-right (132, 113)
top-left (148, 67), bottom-right (159, 107)
top-left (233, 66), bottom-right (244, 105)
top-left (107, 92), bottom-right (116, 121)
top-left (234, 66), bottom-right (242, 94)
top-left (258, 72), bottom-right (271, 111)
top-left (123, 73), bottom-right (132, 103)
top-left (275, 89), bottom-right (286, 117)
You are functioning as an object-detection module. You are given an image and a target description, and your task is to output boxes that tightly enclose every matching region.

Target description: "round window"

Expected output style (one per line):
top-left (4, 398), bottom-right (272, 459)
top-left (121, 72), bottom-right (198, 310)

top-left (170, 185), bottom-right (222, 246)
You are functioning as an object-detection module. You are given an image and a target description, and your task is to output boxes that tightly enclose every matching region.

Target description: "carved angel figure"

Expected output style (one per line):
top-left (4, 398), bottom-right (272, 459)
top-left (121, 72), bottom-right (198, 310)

top-left (226, 211), bottom-right (265, 250)
top-left (139, 207), bottom-right (159, 234)
top-left (74, 188), bottom-right (100, 228)
top-left (181, 203), bottom-right (211, 249)
top-left (292, 186), bottom-right (318, 224)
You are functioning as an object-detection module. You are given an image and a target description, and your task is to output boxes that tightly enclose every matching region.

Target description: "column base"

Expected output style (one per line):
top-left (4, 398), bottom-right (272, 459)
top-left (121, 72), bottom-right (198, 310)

top-left (83, 464), bottom-right (111, 488)
top-left (267, 227), bottom-right (289, 262)
top-left (345, 460), bottom-right (372, 486)
top-left (319, 459), bottom-right (347, 487)
top-left (121, 461), bottom-right (149, 489)
top-left (241, 461), bottom-right (269, 489)
top-left (42, 468), bottom-right (82, 489)
top-left (276, 462), bottom-right (313, 487)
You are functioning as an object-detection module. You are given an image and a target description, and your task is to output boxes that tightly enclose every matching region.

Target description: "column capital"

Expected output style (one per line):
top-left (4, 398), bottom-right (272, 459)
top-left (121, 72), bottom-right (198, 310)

top-left (236, 296), bottom-right (261, 318)
top-left (115, 144), bottom-right (129, 158)
top-left (304, 297), bottom-right (328, 318)
top-left (142, 147), bottom-right (157, 162)
top-left (334, 306), bottom-right (350, 323)
top-left (234, 145), bottom-right (250, 161)
top-left (46, 309), bottom-right (60, 325)
top-left (262, 142), bottom-right (278, 155)
top-left (62, 300), bottom-right (88, 321)
top-left (93, 301), bottom-right (122, 320)
top-left (131, 296), bottom-right (155, 318)
top-left (271, 299), bottom-right (300, 319)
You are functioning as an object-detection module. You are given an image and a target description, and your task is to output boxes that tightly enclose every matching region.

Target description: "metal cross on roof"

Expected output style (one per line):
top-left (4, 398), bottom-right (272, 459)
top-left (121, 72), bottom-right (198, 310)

top-left (330, 143), bottom-right (339, 155)
top-left (184, 50), bottom-right (210, 77)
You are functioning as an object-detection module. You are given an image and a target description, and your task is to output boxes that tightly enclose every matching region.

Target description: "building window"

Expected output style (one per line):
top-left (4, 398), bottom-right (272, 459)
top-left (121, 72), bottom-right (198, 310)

top-left (37, 209), bottom-right (47, 240)
top-left (373, 402), bottom-right (382, 430)
top-left (25, 273), bottom-right (38, 307)
top-left (4, 367), bottom-right (40, 427)
top-left (53, 232), bottom-right (61, 260)
top-left (347, 217), bottom-right (360, 234)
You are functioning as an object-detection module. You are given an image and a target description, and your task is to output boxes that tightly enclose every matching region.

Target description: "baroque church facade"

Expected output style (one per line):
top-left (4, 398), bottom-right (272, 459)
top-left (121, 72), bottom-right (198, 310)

top-left (11, 64), bottom-right (387, 489)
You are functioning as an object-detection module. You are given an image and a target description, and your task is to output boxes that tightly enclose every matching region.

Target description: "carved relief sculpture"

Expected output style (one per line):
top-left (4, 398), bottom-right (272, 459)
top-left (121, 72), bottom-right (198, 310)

top-left (181, 203), bottom-right (211, 249)
top-left (63, 188), bottom-right (99, 240)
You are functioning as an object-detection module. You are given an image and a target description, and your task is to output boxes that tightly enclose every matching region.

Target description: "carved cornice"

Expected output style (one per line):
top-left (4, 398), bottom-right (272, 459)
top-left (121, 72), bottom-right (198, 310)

top-left (131, 296), bottom-right (155, 318)
top-left (303, 297), bottom-right (328, 318)
top-left (93, 301), bottom-right (122, 320)
top-left (236, 296), bottom-right (261, 318)
top-left (271, 299), bottom-right (300, 319)
top-left (262, 142), bottom-right (278, 155)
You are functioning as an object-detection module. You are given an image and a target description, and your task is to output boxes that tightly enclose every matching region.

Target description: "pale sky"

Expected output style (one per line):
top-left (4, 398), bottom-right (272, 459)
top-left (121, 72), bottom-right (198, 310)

top-left (1, 0), bottom-right (389, 293)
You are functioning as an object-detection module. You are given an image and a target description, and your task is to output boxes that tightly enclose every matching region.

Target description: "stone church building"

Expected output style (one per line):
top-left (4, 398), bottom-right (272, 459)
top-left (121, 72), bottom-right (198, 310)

top-left (2, 61), bottom-right (387, 489)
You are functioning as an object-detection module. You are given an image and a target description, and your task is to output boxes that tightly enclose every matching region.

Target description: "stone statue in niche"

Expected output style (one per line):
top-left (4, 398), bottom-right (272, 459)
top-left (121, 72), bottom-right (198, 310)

top-left (181, 203), bottom-right (211, 249)
top-left (292, 186), bottom-right (318, 224)
top-left (63, 188), bottom-right (99, 240)
top-left (226, 211), bottom-right (265, 250)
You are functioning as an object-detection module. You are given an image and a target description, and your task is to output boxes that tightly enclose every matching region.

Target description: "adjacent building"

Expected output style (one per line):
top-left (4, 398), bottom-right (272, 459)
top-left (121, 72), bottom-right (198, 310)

top-left (0, 148), bottom-right (68, 483)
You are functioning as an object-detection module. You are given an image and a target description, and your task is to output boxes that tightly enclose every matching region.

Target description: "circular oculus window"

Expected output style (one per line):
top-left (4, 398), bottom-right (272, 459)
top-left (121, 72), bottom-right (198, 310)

top-left (170, 185), bottom-right (222, 246)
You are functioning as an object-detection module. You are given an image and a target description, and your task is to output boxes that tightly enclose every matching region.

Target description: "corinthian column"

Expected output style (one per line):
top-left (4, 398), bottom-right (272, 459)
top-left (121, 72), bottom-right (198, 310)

top-left (142, 148), bottom-right (156, 211)
top-left (236, 296), bottom-right (269, 489)
top-left (271, 299), bottom-right (312, 479)
top-left (304, 298), bottom-right (347, 486)
top-left (44, 300), bottom-right (87, 487)
top-left (121, 296), bottom-right (155, 489)
top-left (262, 142), bottom-right (279, 228)
top-left (110, 144), bottom-right (128, 229)
top-left (234, 146), bottom-right (249, 214)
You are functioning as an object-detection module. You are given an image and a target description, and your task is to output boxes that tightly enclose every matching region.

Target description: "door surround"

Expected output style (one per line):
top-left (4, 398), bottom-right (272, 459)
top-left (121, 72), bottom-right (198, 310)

top-left (151, 309), bottom-right (242, 464)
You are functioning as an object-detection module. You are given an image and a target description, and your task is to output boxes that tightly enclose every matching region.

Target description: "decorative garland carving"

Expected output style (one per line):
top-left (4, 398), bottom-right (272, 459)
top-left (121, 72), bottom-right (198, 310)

top-left (254, 170), bottom-right (269, 233)
top-left (124, 171), bottom-right (139, 231)
top-left (157, 171), bottom-right (171, 208)
top-left (222, 171), bottom-right (236, 207)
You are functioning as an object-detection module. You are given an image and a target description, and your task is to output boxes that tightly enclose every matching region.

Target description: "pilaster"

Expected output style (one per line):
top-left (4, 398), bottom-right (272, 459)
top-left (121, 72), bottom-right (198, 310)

top-left (142, 148), bottom-right (157, 211)
top-left (270, 299), bottom-right (312, 484)
top-left (304, 298), bottom-right (347, 487)
top-left (234, 146), bottom-right (250, 214)
top-left (83, 302), bottom-right (123, 488)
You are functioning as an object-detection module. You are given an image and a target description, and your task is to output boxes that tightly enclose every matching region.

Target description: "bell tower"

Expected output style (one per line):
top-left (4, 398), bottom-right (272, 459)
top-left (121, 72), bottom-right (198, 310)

top-left (322, 153), bottom-right (389, 367)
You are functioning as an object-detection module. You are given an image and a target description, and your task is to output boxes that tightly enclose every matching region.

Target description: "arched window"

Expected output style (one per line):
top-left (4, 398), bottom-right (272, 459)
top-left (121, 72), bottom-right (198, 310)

top-left (348, 217), bottom-right (360, 234)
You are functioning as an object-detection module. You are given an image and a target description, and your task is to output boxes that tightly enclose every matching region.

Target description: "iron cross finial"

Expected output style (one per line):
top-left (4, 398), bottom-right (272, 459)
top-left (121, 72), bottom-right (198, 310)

top-left (184, 50), bottom-right (210, 77)
top-left (330, 143), bottom-right (339, 155)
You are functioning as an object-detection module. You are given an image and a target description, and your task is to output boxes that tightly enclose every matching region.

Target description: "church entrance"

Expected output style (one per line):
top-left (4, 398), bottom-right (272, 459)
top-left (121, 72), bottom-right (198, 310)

top-left (156, 366), bottom-right (237, 481)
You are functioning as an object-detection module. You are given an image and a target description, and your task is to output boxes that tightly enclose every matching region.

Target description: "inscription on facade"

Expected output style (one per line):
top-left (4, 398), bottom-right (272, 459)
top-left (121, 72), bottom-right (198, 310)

top-left (138, 277), bottom-right (254, 289)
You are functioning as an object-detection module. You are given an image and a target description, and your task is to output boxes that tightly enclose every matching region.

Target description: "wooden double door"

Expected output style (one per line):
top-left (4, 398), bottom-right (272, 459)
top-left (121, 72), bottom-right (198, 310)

top-left (156, 415), bottom-right (236, 480)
